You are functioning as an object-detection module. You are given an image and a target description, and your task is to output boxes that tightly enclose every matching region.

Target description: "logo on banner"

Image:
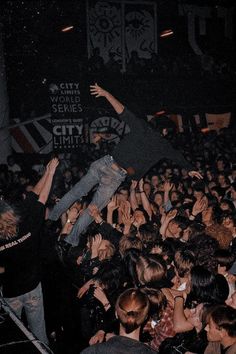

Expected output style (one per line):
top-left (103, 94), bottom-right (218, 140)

top-left (49, 82), bottom-right (84, 151)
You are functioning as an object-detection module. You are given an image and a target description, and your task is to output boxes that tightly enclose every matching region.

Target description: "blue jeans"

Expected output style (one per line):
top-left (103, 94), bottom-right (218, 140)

top-left (49, 155), bottom-right (126, 246)
top-left (4, 282), bottom-right (48, 345)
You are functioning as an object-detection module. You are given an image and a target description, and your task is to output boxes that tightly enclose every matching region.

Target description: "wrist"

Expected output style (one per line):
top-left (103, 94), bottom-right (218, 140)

top-left (66, 219), bottom-right (75, 225)
top-left (103, 302), bottom-right (110, 310)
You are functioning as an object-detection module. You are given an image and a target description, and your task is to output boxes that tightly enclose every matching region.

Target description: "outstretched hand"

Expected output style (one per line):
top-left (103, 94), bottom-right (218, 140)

top-left (90, 83), bottom-right (107, 98)
top-left (188, 171), bottom-right (203, 180)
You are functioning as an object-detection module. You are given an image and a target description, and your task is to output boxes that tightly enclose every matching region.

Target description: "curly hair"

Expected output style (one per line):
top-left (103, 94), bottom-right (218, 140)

top-left (0, 201), bottom-right (20, 240)
top-left (205, 224), bottom-right (233, 249)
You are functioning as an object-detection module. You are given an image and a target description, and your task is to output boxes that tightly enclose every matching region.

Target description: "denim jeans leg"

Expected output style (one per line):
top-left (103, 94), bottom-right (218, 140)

top-left (23, 283), bottom-right (48, 345)
top-left (48, 159), bottom-right (101, 220)
top-left (66, 162), bottom-right (126, 246)
top-left (4, 296), bottom-right (23, 318)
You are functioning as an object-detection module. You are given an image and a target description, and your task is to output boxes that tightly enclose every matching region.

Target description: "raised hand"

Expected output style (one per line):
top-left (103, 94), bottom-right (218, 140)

top-left (91, 234), bottom-right (102, 259)
top-left (163, 181), bottom-right (174, 192)
top-left (107, 195), bottom-right (119, 211)
top-left (166, 208), bottom-right (178, 221)
top-left (130, 179), bottom-right (138, 191)
top-left (89, 330), bottom-right (105, 345)
top-left (88, 204), bottom-right (103, 223)
top-left (188, 171), bottom-right (203, 180)
top-left (90, 83), bottom-right (107, 98)
top-left (192, 196), bottom-right (208, 216)
top-left (46, 157), bottom-right (59, 174)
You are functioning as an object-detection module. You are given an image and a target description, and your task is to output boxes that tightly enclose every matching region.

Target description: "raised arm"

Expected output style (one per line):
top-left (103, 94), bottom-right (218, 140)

top-left (37, 158), bottom-right (59, 205)
top-left (90, 83), bottom-right (124, 114)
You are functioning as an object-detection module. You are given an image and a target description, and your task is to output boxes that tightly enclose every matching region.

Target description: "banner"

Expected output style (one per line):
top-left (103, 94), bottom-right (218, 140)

top-left (49, 82), bottom-right (84, 151)
top-left (87, 0), bottom-right (157, 70)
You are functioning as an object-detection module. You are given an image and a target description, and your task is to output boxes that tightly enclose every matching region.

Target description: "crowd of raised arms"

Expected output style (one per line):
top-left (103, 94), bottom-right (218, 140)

top-left (0, 111), bottom-right (236, 353)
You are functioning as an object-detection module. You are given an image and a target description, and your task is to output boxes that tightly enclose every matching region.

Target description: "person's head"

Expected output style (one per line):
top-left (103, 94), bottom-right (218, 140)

top-left (116, 185), bottom-right (130, 203)
top-left (218, 173), bottom-right (230, 187)
top-left (150, 174), bottom-right (160, 188)
top-left (0, 201), bottom-right (20, 240)
top-left (205, 305), bottom-right (236, 344)
top-left (214, 249), bottom-right (235, 274)
top-left (94, 261), bottom-right (123, 293)
top-left (219, 200), bottom-right (235, 213)
top-left (189, 233), bottom-right (219, 273)
top-left (136, 254), bottom-right (167, 287)
top-left (119, 235), bottom-right (143, 257)
top-left (167, 215), bottom-right (190, 239)
top-left (97, 239), bottom-right (115, 261)
top-left (133, 208), bottom-right (149, 226)
top-left (174, 249), bottom-right (195, 279)
top-left (206, 224), bottom-right (233, 249)
top-left (138, 224), bottom-right (160, 252)
top-left (220, 212), bottom-right (236, 230)
top-left (153, 191), bottom-right (164, 207)
top-left (115, 288), bottom-right (150, 334)
top-left (143, 181), bottom-right (152, 196)
top-left (193, 184), bottom-right (205, 201)
top-left (210, 186), bottom-right (225, 202)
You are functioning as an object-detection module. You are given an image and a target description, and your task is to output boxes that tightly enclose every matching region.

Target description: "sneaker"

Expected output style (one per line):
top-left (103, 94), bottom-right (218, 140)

top-left (55, 239), bottom-right (72, 265)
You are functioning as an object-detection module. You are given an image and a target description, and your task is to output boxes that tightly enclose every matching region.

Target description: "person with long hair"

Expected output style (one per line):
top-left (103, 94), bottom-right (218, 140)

top-left (81, 288), bottom-right (156, 353)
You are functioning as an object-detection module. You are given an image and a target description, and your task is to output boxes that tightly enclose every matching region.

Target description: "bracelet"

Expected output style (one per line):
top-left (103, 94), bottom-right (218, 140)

top-left (104, 302), bottom-right (110, 308)
top-left (99, 220), bottom-right (104, 225)
top-left (174, 295), bottom-right (184, 301)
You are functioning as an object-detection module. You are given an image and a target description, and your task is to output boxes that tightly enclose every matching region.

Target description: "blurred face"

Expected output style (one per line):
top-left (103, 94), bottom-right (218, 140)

top-left (133, 210), bottom-right (146, 225)
top-left (117, 189), bottom-right (129, 203)
top-left (206, 170), bottom-right (213, 181)
top-left (218, 175), bottom-right (226, 185)
top-left (151, 175), bottom-right (159, 187)
top-left (222, 216), bottom-right (234, 229)
top-left (168, 220), bottom-right (181, 237)
top-left (205, 317), bottom-right (222, 342)
top-left (220, 202), bottom-right (231, 211)
top-left (226, 291), bottom-right (236, 309)
top-left (170, 192), bottom-right (179, 202)
top-left (217, 160), bottom-right (224, 171)
top-left (143, 183), bottom-right (151, 196)
top-left (154, 193), bottom-right (163, 206)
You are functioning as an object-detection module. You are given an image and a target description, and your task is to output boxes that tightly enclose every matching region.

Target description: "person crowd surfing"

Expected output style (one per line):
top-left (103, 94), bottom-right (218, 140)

top-left (49, 83), bottom-right (202, 248)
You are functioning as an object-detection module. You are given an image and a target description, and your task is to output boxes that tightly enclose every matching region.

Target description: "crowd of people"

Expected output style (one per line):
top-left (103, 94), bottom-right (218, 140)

top-left (0, 84), bottom-right (236, 354)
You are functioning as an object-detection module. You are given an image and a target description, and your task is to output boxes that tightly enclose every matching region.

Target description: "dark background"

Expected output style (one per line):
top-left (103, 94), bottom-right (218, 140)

top-left (0, 0), bottom-right (236, 120)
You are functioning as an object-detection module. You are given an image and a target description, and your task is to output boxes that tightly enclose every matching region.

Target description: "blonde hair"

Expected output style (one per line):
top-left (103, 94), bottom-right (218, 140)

top-left (116, 288), bottom-right (150, 334)
top-left (0, 203), bottom-right (20, 240)
top-left (98, 240), bottom-right (115, 261)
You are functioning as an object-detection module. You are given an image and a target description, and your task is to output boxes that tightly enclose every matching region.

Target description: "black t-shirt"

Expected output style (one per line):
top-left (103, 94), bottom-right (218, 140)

top-left (112, 108), bottom-right (193, 180)
top-left (0, 192), bottom-right (45, 297)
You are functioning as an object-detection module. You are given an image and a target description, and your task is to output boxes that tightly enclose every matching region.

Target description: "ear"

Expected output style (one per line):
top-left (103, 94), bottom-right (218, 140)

top-left (219, 327), bottom-right (227, 340)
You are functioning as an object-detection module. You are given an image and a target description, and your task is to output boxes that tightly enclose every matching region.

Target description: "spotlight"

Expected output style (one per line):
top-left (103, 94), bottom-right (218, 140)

top-left (61, 26), bottom-right (74, 32)
top-left (160, 29), bottom-right (174, 38)
top-left (155, 110), bottom-right (166, 116)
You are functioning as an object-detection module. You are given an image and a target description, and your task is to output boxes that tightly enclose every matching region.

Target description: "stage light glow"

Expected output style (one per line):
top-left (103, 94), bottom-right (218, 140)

top-left (61, 26), bottom-right (74, 32)
top-left (160, 29), bottom-right (174, 38)
top-left (155, 110), bottom-right (166, 116)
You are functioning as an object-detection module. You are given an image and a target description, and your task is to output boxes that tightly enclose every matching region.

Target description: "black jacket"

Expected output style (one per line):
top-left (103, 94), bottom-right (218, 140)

top-left (112, 107), bottom-right (193, 180)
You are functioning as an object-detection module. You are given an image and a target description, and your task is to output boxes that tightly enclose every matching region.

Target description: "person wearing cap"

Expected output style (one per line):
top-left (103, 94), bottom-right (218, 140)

top-left (49, 83), bottom-right (202, 249)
